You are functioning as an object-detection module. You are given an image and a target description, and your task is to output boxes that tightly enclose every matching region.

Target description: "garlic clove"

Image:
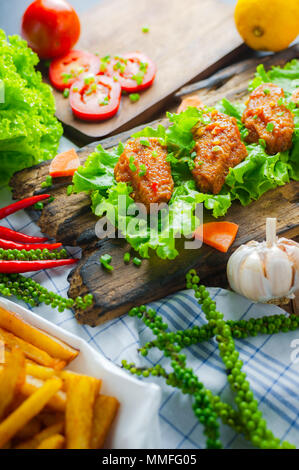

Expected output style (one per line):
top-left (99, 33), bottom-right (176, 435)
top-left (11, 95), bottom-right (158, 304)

top-left (264, 246), bottom-right (294, 298)
top-left (236, 250), bottom-right (269, 302)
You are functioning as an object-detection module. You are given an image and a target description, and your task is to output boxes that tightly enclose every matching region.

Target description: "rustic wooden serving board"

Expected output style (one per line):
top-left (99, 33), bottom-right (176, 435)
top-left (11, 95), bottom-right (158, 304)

top-left (11, 47), bottom-right (299, 326)
top-left (48, 0), bottom-right (245, 142)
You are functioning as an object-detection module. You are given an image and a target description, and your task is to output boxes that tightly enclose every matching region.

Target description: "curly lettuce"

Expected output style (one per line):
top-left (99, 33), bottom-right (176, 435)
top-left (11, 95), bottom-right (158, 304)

top-left (0, 30), bottom-right (62, 184)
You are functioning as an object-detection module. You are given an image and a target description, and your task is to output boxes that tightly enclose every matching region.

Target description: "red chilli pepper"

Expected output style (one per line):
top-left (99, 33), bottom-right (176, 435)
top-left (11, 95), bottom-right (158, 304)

top-left (151, 182), bottom-right (158, 192)
top-left (0, 227), bottom-right (48, 243)
top-left (0, 195), bottom-right (50, 220)
top-left (0, 238), bottom-right (62, 251)
top-left (0, 259), bottom-right (78, 273)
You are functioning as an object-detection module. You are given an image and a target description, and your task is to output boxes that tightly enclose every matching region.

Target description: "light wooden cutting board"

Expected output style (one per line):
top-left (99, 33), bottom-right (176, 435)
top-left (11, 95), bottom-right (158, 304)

top-left (49, 0), bottom-right (245, 142)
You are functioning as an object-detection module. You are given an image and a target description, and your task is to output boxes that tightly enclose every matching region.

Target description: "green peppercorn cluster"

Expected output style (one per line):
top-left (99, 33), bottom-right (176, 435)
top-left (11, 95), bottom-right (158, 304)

top-left (121, 269), bottom-right (296, 450)
top-left (0, 272), bottom-right (93, 312)
top-left (0, 248), bottom-right (68, 261)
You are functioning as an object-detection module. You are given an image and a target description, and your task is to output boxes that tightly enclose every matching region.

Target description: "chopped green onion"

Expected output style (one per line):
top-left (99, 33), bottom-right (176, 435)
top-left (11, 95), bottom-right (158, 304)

top-left (63, 88), bottom-right (70, 98)
top-left (61, 72), bottom-right (72, 84)
top-left (132, 72), bottom-right (144, 85)
top-left (123, 252), bottom-right (131, 264)
top-left (84, 76), bottom-right (95, 85)
top-left (142, 26), bottom-right (149, 33)
top-left (41, 175), bottom-right (52, 188)
top-left (140, 139), bottom-right (150, 147)
top-left (129, 93), bottom-right (140, 103)
top-left (133, 257), bottom-right (142, 267)
top-left (100, 254), bottom-right (114, 271)
top-left (259, 138), bottom-right (266, 148)
top-left (34, 202), bottom-right (44, 210)
top-left (129, 156), bottom-right (137, 172)
top-left (139, 164), bottom-right (147, 177)
top-left (152, 150), bottom-right (158, 158)
top-left (263, 88), bottom-right (270, 95)
top-left (253, 115), bottom-right (258, 120)
top-left (266, 122), bottom-right (275, 132)
top-left (99, 96), bottom-right (109, 106)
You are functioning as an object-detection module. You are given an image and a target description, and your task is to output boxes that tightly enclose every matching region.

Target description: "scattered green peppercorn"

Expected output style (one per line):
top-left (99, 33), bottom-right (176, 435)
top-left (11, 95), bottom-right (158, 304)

top-left (63, 88), bottom-right (70, 98)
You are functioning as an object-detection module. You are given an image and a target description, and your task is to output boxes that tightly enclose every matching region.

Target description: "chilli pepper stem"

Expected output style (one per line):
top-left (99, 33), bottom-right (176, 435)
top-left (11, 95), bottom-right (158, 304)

top-left (0, 238), bottom-right (62, 251)
top-left (0, 195), bottom-right (50, 220)
top-left (0, 226), bottom-right (48, 243)
top-left (0, 259), bottom-right (78, 273)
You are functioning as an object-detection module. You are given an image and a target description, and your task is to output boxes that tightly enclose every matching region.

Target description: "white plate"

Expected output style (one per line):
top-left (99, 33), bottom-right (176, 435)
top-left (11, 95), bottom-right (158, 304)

top-left (0, 297), bottom-right (162, 449)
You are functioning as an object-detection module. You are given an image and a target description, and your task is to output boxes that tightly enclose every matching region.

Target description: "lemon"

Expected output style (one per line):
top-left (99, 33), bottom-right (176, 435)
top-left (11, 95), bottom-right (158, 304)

top-left (234, 0), bottom-right (299, 52)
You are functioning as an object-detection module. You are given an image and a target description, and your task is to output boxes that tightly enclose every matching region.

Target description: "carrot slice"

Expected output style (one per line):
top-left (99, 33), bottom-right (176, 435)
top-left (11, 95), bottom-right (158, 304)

top-left (49, 149), bottom-right (80, 178)
top-left (177, 95), bottom-right (203, 113)
top-left (194, 222), bottom-right (239, 253)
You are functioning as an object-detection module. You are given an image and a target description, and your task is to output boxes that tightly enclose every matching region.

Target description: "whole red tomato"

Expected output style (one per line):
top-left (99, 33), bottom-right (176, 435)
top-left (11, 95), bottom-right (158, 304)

top-left (21, 0), bottom-right (81, 59)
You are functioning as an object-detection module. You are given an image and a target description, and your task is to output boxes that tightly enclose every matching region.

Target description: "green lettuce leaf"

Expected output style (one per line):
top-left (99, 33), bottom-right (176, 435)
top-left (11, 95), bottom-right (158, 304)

top-left (73, 143), bottom-right (124, 194)
top-left (0, 30), bottom-right (62, 184)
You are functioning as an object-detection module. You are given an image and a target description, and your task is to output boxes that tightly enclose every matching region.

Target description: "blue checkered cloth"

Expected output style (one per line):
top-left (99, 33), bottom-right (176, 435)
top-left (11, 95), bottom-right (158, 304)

top-left (1, 138), bottom-right (299, 449)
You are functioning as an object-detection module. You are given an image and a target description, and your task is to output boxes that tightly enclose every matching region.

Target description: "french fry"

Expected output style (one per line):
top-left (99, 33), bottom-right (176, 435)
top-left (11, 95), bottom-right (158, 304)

top-left (0, 377), bottom-right (62, 448)
top-left (14, 416), bottom-right (41, 442)
top-left (37, 434), bottom-right (65, 449)
top-left (0, 328), bottom-right (65, 369)
top-left (91, 395), bottom-right (119, 449)
top-left (37, 411), bottom-right (64, 428)
top-left (21, 375), bottom-right (66, 412)
top-left (65, 374), bottom-right (101, 449)
top-left (15, 421), bottom-right (64, 449)
top-left (0, 307), bottom-right (78, 362)
top-left (26, 363), bottom-right (56, 381)
top-left (0, 347), bottom-right (25, 420)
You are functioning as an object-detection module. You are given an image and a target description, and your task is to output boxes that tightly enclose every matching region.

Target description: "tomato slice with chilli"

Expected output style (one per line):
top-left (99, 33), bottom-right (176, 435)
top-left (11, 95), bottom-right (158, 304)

top-left (69, 74), bottom-right (121, 121)
top-left (104, 52), bottom-right (156, 92)
top-left (49, 50), bottom-right (100, 91)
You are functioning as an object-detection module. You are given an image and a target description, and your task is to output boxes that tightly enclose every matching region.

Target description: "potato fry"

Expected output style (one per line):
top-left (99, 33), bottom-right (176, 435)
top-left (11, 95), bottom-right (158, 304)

top-left (91, 395), bottom-right (119, 449)
top-left (37, 411), bottom-right (64, 428)
top-left (0, 377), bottom-right (62, 448)
top-left (0, 328), bottom-right (65, 369)
top-left (0, 347), bottom-right (25, 420)
top-left (0, 307), bottom-right (78, 362)
top-left (21, 375), bottom-right (66, 412)
top-left (14, 416), bottom-right (41, 442)
top-left (15, 421), bottom-right (64, 449)
top-left (65, 374), bottom-right (101, 449)
top-left (26, 363), bottom-right (56, 381)
top-left (37, 434), bottom-right (65, 449)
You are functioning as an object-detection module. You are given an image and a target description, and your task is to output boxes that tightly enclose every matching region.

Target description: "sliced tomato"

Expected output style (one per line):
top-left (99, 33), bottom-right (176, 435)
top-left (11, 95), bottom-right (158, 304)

top-left (49, 50), bottom-right (100, 91)
top-left (104, 52), bottom-right (156, 92)
top-left (69, 74), bottom-right (121, 121)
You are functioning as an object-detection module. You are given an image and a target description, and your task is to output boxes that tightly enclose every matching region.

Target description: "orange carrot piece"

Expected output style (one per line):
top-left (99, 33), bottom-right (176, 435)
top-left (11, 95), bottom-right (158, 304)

top-left (177, 95), bottom-right (203, 113)
top-left (195, 222), bottom-right (239, 253)
top-left (49, 149), bottom-right (80, 178)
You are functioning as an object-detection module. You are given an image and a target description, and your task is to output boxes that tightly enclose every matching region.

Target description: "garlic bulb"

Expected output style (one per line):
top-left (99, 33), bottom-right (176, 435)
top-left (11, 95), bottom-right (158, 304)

top-left (227, 218), bottom-right (299, 302)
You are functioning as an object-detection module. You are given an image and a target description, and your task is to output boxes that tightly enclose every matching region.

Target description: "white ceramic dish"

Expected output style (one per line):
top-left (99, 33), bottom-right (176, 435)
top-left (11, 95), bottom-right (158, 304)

top-left (0, 297), bottom-right (162, 449)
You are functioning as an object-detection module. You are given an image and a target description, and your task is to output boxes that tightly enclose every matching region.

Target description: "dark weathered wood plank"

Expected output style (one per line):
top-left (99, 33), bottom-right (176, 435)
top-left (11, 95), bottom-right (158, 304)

top-left (10, 48), bottom-right (299, 326)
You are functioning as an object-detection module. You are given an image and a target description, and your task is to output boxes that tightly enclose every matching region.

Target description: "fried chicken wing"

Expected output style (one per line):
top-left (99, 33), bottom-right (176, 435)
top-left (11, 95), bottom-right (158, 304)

top-left (114, 137), bottom-right (174, 212)
top-left (242, 83), bottom-right (294, 155)
top-left (191, 110), bottom-right (248, 194)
